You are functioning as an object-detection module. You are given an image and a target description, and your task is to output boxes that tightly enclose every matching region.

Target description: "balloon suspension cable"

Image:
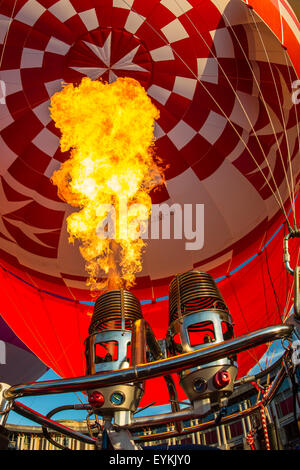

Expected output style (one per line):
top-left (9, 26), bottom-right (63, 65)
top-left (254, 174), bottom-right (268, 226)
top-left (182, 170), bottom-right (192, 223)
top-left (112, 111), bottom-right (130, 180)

top-left (250, 381), bottom-right (272, 452)
top-left (227, 8), bottom-right (299, 232)
top-left (179, 0), bottom-right (296, 229)
top-left (0, 0), bottom-right (18, 70)
top-left (139, 0), bottom-right (296, 228)
top-left (247, 8), bottom-right (298, 230)
top-left (246, 425), bottom-right (257, 450)
top-left (118, 0), bottom-right (293, 226)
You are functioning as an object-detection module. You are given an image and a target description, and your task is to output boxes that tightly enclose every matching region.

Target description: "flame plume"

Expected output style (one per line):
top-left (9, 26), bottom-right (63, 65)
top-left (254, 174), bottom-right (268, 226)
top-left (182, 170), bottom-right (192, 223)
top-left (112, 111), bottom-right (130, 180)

top-left (50, 77), bottom-right (163, 292)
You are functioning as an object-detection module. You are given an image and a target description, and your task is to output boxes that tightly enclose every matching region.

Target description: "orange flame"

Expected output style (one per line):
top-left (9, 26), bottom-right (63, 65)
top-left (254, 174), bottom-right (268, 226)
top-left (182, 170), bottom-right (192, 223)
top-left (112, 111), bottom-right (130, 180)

top-left (50, 77), bottom-right (163, 292)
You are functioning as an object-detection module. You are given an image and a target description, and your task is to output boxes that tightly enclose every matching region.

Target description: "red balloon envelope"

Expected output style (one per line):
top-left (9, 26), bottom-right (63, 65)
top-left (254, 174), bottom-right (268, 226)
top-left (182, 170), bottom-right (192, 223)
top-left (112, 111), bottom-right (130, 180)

top-left (0, 0), bottom-right (299, 404)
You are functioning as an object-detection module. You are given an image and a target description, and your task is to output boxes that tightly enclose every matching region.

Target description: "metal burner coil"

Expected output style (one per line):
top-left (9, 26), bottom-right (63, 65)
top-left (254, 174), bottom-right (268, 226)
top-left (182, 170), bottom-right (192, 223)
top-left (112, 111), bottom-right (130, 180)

top-left (169, 271), bottom-right (229, 324)
top-left (89, 290), bottom-right (143, 334)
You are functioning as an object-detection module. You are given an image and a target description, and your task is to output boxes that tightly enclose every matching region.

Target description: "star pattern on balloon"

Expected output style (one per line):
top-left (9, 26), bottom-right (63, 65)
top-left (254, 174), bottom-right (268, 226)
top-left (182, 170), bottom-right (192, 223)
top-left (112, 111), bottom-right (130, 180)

top-left (0, 179), bottom-right (31, 244)
top-left (0, 178), bottom-right (59, 249)
top-left (70, 32), bottom-right (148, 83)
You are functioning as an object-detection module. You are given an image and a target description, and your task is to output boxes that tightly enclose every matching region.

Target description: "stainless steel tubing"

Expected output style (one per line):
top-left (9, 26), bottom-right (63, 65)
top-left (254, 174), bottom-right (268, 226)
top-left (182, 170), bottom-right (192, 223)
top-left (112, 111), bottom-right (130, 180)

top-left (133, 391), bottom-right (278, 443)
top-left (131, 319), bottom-right (183, 433)
top-left (130, 406), bottom-right (200, 429)
top-left (131, 319), bottom-right (146, 367)
top-left (261, 363), bottom-right (287, 406)
top-left (133, 406), bottom-right (259, 443)
top-left (133, 404), bottom-right (262, 443)
top-left (131, 319), bottom-right (163, 365)
top-left (133, 355), bottom-right (288, 442)
top-left (144, 321), bottom-right (164, 361)
top-left (5, 324), bottom-right (293, 400)
top-left (283, 231), bottom-right (300, 276)
top-left (12, 401), bottom-right (97, 446)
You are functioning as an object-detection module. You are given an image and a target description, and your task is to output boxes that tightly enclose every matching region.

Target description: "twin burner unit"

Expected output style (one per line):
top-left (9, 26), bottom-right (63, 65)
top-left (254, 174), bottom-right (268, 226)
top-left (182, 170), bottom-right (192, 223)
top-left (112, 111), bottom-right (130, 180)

top-left (85, 271), bottom-right (237, 421)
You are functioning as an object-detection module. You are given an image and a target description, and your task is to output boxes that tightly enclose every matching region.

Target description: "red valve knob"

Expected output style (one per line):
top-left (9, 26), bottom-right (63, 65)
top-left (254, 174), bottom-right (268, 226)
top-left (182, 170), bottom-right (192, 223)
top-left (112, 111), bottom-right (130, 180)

top-left (214, 370), bottom-right (231, 389)
top-left (88, 391), bottom-right (105, 407)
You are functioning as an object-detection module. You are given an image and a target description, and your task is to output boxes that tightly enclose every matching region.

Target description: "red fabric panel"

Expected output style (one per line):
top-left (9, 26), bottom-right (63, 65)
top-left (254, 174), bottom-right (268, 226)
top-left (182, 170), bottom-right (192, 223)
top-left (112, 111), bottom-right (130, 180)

top-left (0, 267), bottom-right (90, 378)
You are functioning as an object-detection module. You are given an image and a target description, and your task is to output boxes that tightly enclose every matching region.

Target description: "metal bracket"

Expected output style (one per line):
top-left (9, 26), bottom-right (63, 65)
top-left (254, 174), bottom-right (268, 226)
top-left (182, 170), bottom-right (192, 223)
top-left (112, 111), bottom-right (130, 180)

top-left (283, 231), bottom-right (300, 319)
top-left (283, 231), bottom-right (300, 276)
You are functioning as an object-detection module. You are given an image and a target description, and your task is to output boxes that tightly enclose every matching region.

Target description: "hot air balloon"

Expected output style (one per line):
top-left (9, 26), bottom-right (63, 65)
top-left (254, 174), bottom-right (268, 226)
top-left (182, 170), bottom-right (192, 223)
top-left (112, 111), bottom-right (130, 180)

top-left (0, 0), bottom-right (298, 411)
